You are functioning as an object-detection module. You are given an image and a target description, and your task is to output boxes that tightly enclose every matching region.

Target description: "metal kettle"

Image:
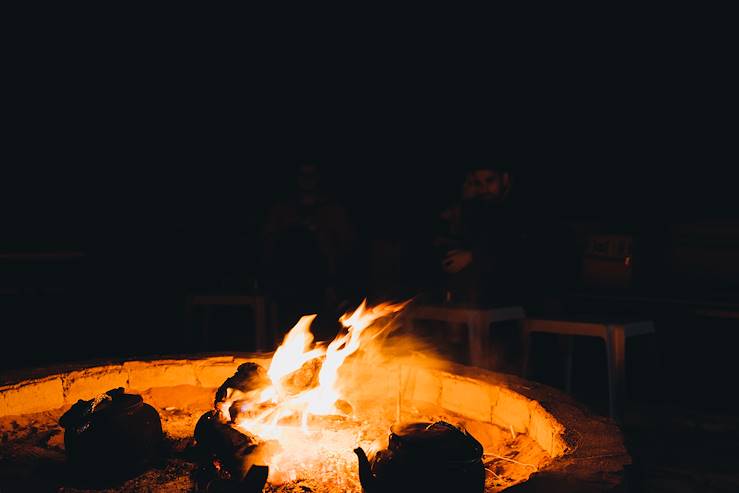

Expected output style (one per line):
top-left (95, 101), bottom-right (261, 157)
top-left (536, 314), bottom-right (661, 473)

top-left (354, 421), bottom-right (485, 493)
top-left (59, 387), bottom-right (163, 483)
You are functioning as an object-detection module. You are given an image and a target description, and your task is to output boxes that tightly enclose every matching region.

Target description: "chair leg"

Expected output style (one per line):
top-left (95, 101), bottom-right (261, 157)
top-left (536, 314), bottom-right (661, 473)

top-left (468, 316), bottom-right (489, 368)
top-left (606, 327), bottom-right (626, 420)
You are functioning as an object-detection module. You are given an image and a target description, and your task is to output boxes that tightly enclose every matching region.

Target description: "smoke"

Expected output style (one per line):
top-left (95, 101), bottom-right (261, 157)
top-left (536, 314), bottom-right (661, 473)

top-left (329, 308), bottom-right (452, 416)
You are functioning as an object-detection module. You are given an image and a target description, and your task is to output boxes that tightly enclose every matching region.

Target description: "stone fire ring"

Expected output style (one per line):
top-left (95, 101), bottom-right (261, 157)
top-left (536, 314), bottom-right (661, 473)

top-left (0, 354), bottom-right (629, 491)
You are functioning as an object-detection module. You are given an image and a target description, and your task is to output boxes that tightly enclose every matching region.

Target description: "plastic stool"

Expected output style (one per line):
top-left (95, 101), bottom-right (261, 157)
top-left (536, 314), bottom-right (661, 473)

top-left (403, 304), bottom-right (526, 368)
top-left (522, 318), bottom-right (655, 419)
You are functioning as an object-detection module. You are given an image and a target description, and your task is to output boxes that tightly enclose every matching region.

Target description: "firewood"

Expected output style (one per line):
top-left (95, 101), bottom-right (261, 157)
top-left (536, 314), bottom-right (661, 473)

top-left (228, 399), bottom-right (276, 423)
top-left (214, 363), bottom-right (271, 408)
top-left (194, 410), bottom-right (280, 482)
top-left (279, 358), bottom-right (322, 395)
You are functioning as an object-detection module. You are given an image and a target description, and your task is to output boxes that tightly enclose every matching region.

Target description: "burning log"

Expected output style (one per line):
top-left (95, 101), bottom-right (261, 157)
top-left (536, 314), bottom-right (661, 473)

top-left (215, 359), bottom-right (327, 424)
top-left (194, 410), bottom-right (279, 483)
top-left (215, 362), bottom-right (273, 423)
top-left (228, 399), bottom-right (276, 424)
top-left (215, 362), bottom-right (271, 407)
top-left (196, 362), bottom-right (280, 490)
top-left (278, 357), bottom-right (322, 395)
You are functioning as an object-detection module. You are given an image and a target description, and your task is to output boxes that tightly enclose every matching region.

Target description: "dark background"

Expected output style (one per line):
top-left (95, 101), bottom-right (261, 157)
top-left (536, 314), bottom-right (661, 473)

top-left (3, 30), bottom-right (738, 409)
top-left (2, 19), bottom-right (738, 491)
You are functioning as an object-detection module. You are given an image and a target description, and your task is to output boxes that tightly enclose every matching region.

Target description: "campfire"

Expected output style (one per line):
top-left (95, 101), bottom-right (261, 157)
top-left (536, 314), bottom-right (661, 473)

top-left (196, 300), bottom-right (411, 490)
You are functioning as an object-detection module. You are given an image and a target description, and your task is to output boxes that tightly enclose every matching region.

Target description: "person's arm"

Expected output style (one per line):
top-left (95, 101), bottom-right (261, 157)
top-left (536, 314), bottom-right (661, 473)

top-left (442, 228), bottom-right (504, 274)
top-left (442, 248), bottom-right (473, 273)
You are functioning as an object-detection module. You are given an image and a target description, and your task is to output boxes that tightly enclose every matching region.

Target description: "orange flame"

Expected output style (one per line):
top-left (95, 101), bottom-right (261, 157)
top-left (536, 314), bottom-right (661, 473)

top-left (306, 300), bottom-right (408, 416)
top-left (222, 299), bottom-right (409, 484)
top-left (265, 314), bottom-right (325, 400)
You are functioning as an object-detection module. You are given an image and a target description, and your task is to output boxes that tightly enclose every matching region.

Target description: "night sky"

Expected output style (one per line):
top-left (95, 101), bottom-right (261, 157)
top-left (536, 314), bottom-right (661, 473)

top-left (3, 35), bottom-right (738, 382)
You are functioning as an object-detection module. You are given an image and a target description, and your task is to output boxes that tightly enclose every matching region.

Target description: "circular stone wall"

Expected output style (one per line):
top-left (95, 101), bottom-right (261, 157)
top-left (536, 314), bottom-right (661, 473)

top-left (0, 354), bottom-right (630, 491)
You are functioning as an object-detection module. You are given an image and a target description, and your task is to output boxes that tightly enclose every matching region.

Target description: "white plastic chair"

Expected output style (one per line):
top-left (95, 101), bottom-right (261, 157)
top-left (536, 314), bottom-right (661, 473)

top-left (403, 304), bottom-right (526, 368)
top-left (522, 318), bottom-right (655, 419)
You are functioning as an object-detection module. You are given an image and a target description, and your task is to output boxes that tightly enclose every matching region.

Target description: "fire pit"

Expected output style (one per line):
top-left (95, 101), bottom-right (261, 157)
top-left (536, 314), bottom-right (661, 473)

top-left (0, 304), bottom-right (630, 492)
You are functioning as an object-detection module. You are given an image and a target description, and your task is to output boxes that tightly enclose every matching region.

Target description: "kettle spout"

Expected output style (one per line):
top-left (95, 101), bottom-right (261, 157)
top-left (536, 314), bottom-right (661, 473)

top-left (354, 447), bottom-right (377, 492)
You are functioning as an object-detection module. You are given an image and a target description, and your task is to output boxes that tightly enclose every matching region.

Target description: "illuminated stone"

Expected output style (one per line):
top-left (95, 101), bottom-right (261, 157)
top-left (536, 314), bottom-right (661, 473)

top-left (63, 365), bottom-right (128, 403)
top-left (125, 360), bottom-right (198, 390)
top-left (0, 377), bottom-right (64, 416)
top-left (492, 387), bottom-right (530, 434)
top-left (441, 375), bottom-right (491, 422)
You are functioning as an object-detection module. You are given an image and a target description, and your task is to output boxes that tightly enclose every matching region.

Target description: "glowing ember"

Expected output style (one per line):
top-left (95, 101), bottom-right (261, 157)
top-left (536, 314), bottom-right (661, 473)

top-left (216, 300), bottom-right (408, 488)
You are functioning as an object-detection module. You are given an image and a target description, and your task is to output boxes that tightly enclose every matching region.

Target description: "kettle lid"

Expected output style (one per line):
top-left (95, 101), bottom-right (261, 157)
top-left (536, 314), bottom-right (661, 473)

top-left (389, 421), bottom-right (483, 463)
top-left (60, 388), bottom-right (143, 429)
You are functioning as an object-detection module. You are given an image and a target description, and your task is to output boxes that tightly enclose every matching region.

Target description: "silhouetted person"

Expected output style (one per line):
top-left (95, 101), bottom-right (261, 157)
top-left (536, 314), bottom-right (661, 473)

top-left (433, 164), bottom-right (525, 306)
top-left (262, 163), bottom-right (356, 341)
